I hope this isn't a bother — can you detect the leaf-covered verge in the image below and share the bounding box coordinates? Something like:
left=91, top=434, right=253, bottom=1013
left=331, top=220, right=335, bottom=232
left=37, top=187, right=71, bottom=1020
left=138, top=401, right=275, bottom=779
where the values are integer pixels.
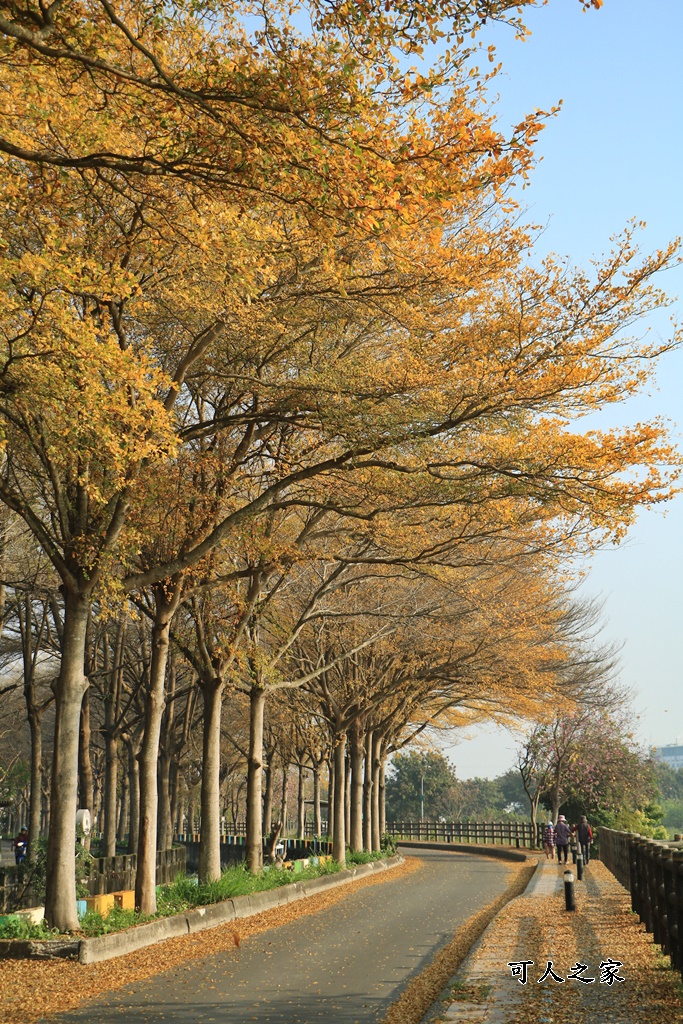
left=0, top=854, right=378, bottom=939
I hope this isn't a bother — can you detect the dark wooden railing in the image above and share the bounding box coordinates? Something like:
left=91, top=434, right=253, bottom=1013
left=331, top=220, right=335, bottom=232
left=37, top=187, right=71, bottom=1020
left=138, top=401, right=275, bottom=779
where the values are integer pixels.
left=386, top=820, right=544, bottom=848
left=175, top=834, right=333, bottom=863
left=177, top=821, right=330, bottom=840
left=82, top=847, right=187, bottom=895
left=0, top=847, right=187, bottom=911
left=599, top=827, right=683, bottom=980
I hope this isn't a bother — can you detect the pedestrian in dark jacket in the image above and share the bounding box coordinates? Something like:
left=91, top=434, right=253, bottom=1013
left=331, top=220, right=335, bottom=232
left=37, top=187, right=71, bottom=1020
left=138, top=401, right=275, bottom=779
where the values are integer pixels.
left=13, top=827, right=28, bottom=865
left=554, top=815, right=571, bottom=864
left=574, top=815, right=593, bottom=864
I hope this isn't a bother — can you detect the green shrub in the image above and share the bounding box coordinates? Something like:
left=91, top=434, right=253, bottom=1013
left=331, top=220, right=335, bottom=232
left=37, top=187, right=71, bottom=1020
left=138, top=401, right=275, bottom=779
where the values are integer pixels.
left=345, top=849, right=388, bottom=864
left=0, top=915, right=55, bottom=940
left=156, top=857, right=343, bottom=917
left=380, top=833, right=398, bottom=856
left=78, top=905, right=146, bottom=937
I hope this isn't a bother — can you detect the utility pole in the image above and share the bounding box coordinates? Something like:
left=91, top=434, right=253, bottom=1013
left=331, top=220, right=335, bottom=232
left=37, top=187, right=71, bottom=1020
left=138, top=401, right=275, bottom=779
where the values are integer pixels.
left=420, top=774, right=424, bottom=821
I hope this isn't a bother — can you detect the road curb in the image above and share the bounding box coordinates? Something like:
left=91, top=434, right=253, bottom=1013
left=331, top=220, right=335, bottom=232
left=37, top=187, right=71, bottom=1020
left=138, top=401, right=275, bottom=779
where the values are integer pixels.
left=79, top=913, right=190, bottom=965
left=397, top=839, right=530, bottom=863
left=0, top=855, right=403, bottom=964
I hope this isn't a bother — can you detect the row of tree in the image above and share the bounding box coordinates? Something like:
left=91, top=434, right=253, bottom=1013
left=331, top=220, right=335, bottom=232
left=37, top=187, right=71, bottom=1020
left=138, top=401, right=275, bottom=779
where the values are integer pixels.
left=0, top=0, right=679, bottom=931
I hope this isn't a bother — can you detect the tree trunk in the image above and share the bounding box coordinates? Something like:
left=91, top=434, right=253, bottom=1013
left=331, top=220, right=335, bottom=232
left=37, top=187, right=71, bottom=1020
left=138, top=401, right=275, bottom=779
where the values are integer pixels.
left=92, top=772, right=102, bottom=835
left=175, top=773, right=186, bottom=836
left=27, top=711, right=43, bottom=859
left=262, top=762, right=273, bottom=837
left=332, top=733, right=346, bottom=865
left=371, top=733, right=381, bottom=851
left=349, top=722, right=364, bottom=852
left=327, top=758, right=334, bottom=840
left=551, top=786, right=561, bottom=824
left=169, top=760, right=179, bottom=838
left=117, top=765, right=129, bottom=844
left=157, top=664, right=176, bottom=852
left=135, top=582, right=181, bottom=915
left=44, top=592, right=90, bottom=931
left=78, top=687, right=93, bottom=850
left=246, top=686, right=266, bottom=874
left=280, top=765, right=288, bottom=826
left=313, top=763, right=322, bottom=837
left=379, top=754, right=387, bottom=837
left=125, top=735, right=140, bottom=854
left=297, top=763, right=306, bottom=838
left=362, top=729, right=373, bottom=853
left=102, top=727, right=119, bottom=858
left=199, top=679, right=224, bottom=883
left=41, top=785, right=50, bottom=836
left=157, top=747, right=172, bottom=851
left=344, top=751, right=351, bottom=843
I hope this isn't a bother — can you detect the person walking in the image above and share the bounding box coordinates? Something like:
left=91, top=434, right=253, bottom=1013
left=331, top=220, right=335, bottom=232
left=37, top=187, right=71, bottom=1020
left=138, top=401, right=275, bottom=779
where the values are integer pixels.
left=542, top=820, right=555, bottom=860
left=554, top=815, right=571, bottom=864
left=575, top=815, right=593, bottom=864
left=13, top=827, right=29, bottom=865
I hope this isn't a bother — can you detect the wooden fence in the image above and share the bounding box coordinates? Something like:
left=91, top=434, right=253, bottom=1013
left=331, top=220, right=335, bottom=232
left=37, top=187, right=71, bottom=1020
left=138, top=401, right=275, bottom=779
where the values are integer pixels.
left=0, top=867, right=37, bottom=913
left=175, top=834, right=333, bottom=871
left=0, top=847, right=186, bottom=912
left=386, top=820, right=544, bottom=848
left=599, top=827, right=683, bottom=979
left=178, top=821, right=330, bottom=840
left=82, top=847, right=186, bottom=896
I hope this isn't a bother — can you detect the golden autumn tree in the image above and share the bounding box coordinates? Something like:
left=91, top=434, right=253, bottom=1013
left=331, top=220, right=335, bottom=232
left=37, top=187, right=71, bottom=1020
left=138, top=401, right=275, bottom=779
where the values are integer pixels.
left=290, top=543, right=612, bottom=858
left=0, top=1, right=678, bottom=931
left=0, top=0, right=596, bottom=210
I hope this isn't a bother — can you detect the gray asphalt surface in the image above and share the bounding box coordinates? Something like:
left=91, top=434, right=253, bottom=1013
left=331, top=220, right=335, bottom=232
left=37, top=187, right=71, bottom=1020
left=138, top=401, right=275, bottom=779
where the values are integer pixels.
left=52, top=848, right=511, bottom=1024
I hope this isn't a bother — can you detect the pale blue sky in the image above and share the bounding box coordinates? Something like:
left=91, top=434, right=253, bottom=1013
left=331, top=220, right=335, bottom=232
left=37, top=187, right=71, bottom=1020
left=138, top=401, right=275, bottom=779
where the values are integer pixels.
left=445, top=0, right=683, bottom=777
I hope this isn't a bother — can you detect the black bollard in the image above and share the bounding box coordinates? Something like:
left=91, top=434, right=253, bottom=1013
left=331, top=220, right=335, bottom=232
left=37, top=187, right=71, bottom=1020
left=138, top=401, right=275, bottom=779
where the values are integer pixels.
left=564, top=869, right=575, bottom=911
left=576, top=852, right=584, bottom=881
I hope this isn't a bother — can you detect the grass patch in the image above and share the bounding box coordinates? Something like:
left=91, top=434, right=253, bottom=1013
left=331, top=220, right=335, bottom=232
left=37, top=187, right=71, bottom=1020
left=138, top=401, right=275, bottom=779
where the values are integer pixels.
left=78, top=905, right=154, bottom=937
left=2, top=850, right=393, bottom=939
left=0, top=916, right=57, bottom=940
left=77, top=857, right=344, bottom=936
left=156, top=858, right=340, bottom=917
left=345, top=850, right=389, bottom=865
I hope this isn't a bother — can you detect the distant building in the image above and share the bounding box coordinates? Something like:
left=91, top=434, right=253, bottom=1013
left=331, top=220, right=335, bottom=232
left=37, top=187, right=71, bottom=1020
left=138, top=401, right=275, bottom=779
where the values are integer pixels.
left=653, top=744, right=683, bottom=770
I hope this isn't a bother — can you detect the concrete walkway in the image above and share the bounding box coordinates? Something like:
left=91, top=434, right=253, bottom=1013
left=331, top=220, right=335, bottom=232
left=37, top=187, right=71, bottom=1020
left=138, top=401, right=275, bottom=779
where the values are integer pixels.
left=422, top=858, right=683, bottom=1024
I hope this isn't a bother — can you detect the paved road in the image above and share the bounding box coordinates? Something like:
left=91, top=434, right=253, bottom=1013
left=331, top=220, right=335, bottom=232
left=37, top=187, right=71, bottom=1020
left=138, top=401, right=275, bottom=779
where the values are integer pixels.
left=53, top=849, right=511, bottom=1024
